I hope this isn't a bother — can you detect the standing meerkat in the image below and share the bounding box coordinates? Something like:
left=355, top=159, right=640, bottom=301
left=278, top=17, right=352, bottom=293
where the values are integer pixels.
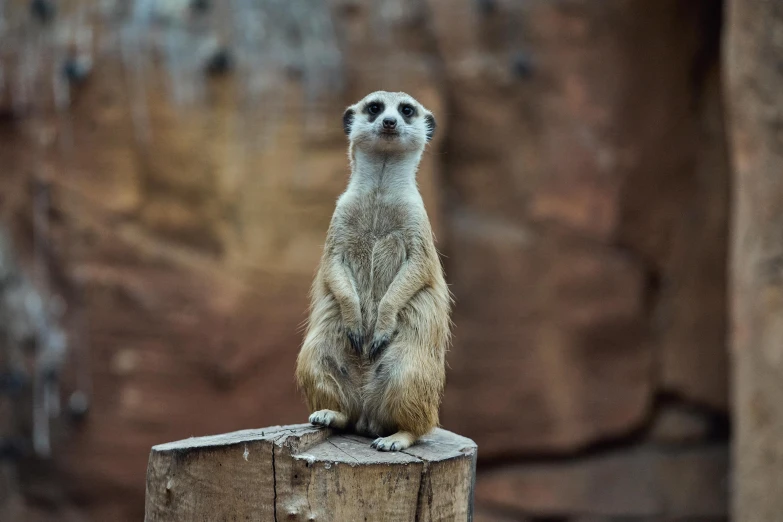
left=295, top=91, right=451, bottom=452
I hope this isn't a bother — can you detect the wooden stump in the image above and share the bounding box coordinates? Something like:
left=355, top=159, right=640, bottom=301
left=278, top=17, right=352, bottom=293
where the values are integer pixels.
left=144, top=424, right=477, bottom=521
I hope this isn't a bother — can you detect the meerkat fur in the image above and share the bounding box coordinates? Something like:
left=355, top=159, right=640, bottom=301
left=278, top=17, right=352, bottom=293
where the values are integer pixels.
left=295, top=91, right=452, bottom=452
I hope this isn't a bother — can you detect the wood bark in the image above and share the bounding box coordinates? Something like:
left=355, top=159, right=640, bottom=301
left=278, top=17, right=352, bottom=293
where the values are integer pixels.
left=144, top=424, right=477, bottom=522
left=726, top=0, right=783, bottom=520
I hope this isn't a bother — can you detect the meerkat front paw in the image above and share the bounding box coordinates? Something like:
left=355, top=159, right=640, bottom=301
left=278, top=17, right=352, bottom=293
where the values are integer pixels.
left=368, top=333, right=391, bottom=361
left=371, top=431, right=416, bottom=452
left=346, top=328, right=365, bottom=355
left=370, top=314, right=397, bottom=360
left=309, top=409, right=348, bottom=430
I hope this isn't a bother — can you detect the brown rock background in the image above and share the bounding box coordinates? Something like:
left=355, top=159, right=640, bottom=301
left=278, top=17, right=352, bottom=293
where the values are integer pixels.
left=726, top=0, right=783, bottom=520
left=0, top=0, right=735, bottom=520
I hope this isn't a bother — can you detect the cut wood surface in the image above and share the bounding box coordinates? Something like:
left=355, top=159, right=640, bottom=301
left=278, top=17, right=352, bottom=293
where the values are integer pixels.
left=144, top=424, right=477, bottom=522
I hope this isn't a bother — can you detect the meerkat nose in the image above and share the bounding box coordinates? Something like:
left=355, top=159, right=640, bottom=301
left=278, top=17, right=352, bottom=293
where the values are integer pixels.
left=382, top=117, right=397, bottom=129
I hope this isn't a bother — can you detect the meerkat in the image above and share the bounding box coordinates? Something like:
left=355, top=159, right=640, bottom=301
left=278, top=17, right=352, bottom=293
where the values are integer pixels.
left=295, top=91, right=451, bottom=452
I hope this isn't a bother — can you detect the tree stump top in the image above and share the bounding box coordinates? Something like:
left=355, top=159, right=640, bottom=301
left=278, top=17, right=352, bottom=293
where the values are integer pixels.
left=145, top=424, right=477, bottom=521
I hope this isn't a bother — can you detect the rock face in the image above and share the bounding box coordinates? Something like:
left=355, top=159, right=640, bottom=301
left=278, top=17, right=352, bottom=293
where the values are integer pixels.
left=726, top=0, right=783, bottom=520
left=0, top=0, right=730, bottom=520
left=432, top=0, right=729, bottom=455
left=476, top=445, right=728, bottom=519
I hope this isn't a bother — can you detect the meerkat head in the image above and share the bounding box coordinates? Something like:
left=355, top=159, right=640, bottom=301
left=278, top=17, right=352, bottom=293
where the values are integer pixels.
left=342, top=91, right=436, bottom=155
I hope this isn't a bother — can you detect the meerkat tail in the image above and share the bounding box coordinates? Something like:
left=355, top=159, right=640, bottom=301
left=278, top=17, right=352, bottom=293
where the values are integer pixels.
left=370, top=431, right=417, bottom=452
left=309, top=409, right=349, bottom=430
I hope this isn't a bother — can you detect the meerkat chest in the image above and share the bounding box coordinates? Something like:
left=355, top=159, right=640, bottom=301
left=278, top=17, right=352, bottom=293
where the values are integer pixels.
left=335, top=197, right=414, bottom=258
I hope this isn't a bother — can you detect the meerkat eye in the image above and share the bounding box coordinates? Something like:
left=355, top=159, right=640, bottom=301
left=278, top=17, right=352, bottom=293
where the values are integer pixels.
left=367, top=103, right=381, bottom=115
left=400, top=104, right=415, bottom=117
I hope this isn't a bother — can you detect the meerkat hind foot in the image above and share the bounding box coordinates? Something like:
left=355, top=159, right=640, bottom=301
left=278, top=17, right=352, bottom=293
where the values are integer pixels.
left=371, top=431, right=416, bottom=452
left=309, top=409, right=348, bottom=430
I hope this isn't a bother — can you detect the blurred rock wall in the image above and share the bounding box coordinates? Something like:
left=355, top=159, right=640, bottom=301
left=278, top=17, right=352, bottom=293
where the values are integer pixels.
left=0, top=0, right=729, bottom=520
left=725, top=0, right=783, bottom=520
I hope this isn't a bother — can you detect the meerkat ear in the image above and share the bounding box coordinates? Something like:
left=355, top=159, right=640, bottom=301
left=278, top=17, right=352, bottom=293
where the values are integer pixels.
left=424, top=113, right=436, bottom=142
left=343, top=108, right=355, bottom=136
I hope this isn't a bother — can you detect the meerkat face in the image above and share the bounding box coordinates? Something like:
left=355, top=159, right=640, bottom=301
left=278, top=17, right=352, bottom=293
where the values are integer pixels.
left=342, top=91, right=436, bottom=154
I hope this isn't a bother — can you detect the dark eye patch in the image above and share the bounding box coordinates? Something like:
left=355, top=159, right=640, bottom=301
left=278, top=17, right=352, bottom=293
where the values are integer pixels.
left=363, top=101, right=384, bottom=122
left=398, top=103, right=417, bottom=121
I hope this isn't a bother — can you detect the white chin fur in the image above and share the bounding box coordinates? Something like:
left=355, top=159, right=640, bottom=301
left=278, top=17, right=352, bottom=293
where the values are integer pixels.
left=353, top=132, right=421, bottom=153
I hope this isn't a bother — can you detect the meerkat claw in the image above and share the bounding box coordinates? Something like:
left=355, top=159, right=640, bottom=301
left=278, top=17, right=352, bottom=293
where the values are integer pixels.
left=346, top=329, right=365, bottom=355
left=368, top=334, right=390, bottom=361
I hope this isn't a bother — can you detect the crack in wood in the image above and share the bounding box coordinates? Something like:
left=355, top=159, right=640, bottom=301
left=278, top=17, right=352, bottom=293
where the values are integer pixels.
left=409, top=458, right=431, bottom=522
left=272, top=442, right=278, bottom=522
left=326, top=438, right=361, bottom=464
